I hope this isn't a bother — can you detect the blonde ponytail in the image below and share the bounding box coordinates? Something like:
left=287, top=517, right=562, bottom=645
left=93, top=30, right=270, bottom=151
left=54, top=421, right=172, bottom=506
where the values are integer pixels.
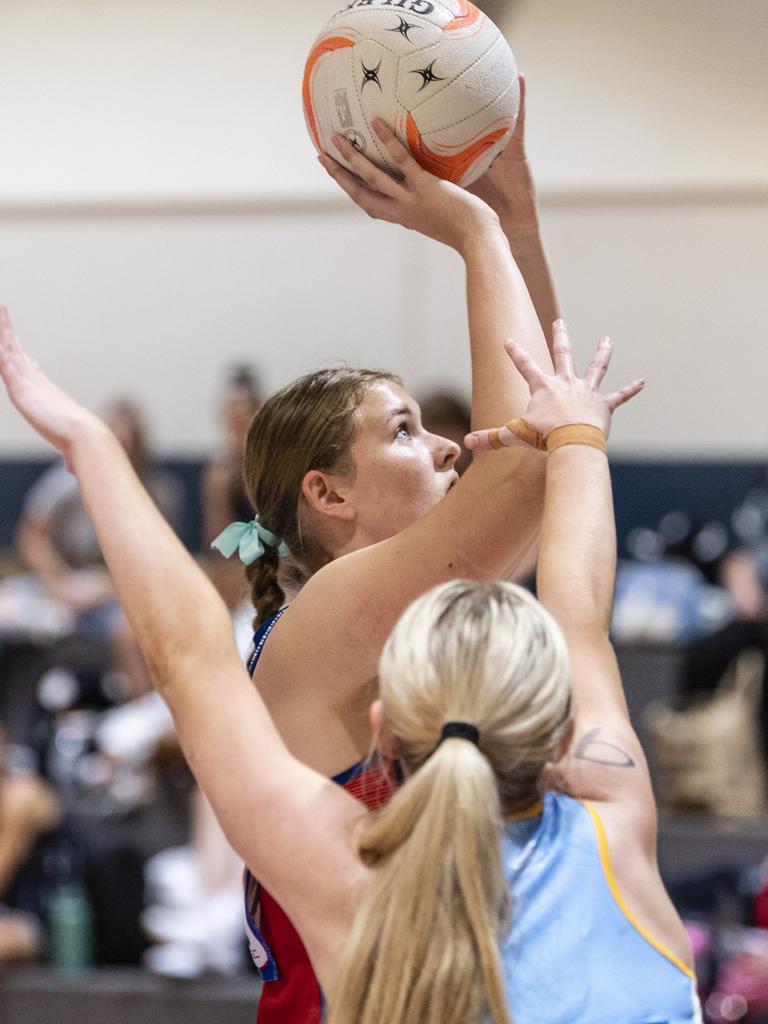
left=329, top=738, right=510, bottom=1024
left=328, top=579, right=573, bottom=1024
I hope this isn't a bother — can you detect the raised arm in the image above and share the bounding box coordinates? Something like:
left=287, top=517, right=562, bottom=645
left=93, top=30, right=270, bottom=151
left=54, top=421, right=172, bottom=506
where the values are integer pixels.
left=321, top=118, right=552, bottom=434
left=466, top=331, right=696, bottom=973
left=466, top=325, right=653, bottom=808
left=260, top=125, right=554, bottom=700
left=0, top=309, right=362, bottom=986
left=468, top=75, right=561, bottom=350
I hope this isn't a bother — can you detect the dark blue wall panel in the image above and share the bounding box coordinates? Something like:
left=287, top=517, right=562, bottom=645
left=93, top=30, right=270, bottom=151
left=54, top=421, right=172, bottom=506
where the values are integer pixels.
left=2, top=458, right=765, bottom=559
left=0, top=459, right=205, bottom=554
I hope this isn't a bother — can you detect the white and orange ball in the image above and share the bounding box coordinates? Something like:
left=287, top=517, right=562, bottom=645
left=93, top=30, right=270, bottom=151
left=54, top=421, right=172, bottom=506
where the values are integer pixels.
left=303, top=0, right=519, bottom=188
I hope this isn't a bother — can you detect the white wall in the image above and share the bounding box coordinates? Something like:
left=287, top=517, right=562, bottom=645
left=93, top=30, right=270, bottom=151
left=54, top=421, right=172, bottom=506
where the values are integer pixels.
left=0, top=0, right=766, bottom=456
left=0, top=0, right=336, bottom=203
left=2, top=0, right=765, bottom=202
left=512, top=0, right=768, bottom=193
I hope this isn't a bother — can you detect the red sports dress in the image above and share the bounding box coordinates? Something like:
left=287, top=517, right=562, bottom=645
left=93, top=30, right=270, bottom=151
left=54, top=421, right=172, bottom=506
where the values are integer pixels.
left=244, top=609, right=400, bottom=1024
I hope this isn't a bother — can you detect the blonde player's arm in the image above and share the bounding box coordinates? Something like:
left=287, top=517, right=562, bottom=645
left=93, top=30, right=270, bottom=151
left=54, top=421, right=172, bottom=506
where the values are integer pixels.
left=0, top=308, right=363, bottom=989
left=454, top=333, right=694, bottom=973
left=501, top=327, right=656, bottom=818
left=537, top=441, right=656, bottom=814
left=524, top=332, right=695, bottom=973
left=466, top=324, right=652, bottom=811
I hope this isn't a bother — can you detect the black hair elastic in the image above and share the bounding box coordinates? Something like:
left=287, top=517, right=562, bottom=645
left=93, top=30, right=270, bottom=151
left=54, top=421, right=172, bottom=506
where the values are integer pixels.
left=439, top=721, right=480, bottom=747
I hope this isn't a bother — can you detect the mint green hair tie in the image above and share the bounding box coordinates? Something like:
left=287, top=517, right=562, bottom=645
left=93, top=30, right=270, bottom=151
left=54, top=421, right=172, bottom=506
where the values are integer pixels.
left=211, top=517, right=290, bottom=566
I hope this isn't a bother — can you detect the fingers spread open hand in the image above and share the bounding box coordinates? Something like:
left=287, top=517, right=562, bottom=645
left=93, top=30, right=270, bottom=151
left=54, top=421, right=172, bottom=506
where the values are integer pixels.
left=606, top=378, right=645, bottom=412
left=504, top=340, right=550, bottom=392
left=465, top=320, right=645, bottom=455
left=551, top=319, right=576, bottom=378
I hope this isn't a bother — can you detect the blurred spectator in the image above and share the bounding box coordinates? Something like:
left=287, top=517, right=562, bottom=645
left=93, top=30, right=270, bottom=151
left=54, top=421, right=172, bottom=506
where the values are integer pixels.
left=0, top=726, right=61, bottom=962
left=141, top=788, right=245, bottom=978
left=419, top=389, right=472, bottom=476
left=680, top=481, right=768, bottom=760
left=12, top=399, right=183, bottom=698
left=202, top=366, right=262, bottom=610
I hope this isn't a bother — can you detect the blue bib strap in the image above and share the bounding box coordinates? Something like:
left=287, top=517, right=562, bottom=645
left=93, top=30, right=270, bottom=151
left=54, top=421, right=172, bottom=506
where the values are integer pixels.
left=243, top=869, right=280, bottom=982
left=247, top=607, right=289, bottom=677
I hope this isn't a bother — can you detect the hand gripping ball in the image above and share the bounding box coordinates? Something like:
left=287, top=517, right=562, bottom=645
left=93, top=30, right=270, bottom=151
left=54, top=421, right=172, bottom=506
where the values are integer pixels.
left=303, top=0, right=520, bottom=187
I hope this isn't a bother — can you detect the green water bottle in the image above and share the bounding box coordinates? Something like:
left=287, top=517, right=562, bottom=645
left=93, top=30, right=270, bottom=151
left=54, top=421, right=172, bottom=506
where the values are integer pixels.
left=49, top=882, right=94, bottom=975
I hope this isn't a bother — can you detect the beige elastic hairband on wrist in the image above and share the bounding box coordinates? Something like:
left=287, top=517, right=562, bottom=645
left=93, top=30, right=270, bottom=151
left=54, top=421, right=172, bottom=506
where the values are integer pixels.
left=545, top=424, right=607, bottom=454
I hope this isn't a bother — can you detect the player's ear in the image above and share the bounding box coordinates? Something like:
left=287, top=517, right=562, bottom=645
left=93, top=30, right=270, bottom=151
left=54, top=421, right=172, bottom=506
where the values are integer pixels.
left=301, top=469, right=356, bottom=523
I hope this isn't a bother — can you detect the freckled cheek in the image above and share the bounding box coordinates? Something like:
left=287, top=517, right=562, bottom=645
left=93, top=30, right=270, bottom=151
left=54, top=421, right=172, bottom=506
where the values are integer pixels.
left=364, top=453, right=438, bottom=508
left=402, top=469, right=445, bottom=514
left=384, top=469, right=426, bottom=507
left=360, top=467, right=409, bottom=507
left=400, top=462, right=434, bottom=492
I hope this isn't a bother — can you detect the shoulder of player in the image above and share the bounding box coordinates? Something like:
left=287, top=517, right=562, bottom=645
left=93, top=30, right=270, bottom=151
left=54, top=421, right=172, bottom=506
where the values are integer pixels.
left=279, top=547, right=397, bottom=642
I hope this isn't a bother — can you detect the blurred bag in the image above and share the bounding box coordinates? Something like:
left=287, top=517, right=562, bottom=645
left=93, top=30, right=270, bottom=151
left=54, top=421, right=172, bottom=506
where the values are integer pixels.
left=644, top=648, right=767, bottom=817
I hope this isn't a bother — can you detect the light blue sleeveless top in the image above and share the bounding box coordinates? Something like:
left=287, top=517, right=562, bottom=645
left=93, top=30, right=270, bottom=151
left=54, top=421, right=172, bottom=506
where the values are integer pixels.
left=499, top=791, right=701, bottom=1024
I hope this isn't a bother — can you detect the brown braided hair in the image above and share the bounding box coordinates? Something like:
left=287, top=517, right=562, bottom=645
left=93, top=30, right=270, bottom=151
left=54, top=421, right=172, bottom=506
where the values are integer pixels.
left=242, top=367, right=399, bottom=626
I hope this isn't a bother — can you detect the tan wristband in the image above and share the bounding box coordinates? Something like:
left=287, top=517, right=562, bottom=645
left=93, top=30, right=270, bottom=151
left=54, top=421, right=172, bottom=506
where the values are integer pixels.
left=505, top=418, right=546, bottom=451
left=545, top=424, right=607, bottom=454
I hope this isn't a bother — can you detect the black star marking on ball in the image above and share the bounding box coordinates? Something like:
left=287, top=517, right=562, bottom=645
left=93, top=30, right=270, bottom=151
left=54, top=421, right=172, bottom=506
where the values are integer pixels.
left=361, top=59, right=383, bottom=91
left=388, top=16, right=419, bottom=41
left=411, top=59, right=445, bottom=92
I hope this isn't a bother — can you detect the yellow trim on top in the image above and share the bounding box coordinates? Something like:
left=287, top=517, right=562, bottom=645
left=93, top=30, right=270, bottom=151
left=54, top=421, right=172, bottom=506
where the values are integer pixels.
left=582, top=801, right=696, bottom=981
left=505, top=801, right=543, bottom=822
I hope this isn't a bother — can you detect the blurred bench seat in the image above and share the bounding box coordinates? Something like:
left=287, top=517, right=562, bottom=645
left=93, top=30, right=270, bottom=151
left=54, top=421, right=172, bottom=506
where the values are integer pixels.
left=0, top=966, right=261, bottom=1024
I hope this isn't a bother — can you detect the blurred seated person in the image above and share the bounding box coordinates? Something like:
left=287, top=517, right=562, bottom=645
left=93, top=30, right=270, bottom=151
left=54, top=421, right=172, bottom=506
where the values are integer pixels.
left=0, top=727, right=61, bottom=962
left=15, top=399, right=182, bottom=698
left=681, top=489, right=768, bottom=761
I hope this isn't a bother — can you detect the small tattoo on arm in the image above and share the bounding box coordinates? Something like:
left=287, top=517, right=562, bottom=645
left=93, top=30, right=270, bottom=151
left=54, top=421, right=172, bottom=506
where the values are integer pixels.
left=574, top=727, right=635, bottom=768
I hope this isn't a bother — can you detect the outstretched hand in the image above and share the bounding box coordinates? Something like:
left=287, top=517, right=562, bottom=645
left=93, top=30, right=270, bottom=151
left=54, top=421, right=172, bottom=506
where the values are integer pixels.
left=465, top=320, right=644, bottom=452
left=0, top=307, right=102, bottom=469
left=318, top=119, right=500, bottom=253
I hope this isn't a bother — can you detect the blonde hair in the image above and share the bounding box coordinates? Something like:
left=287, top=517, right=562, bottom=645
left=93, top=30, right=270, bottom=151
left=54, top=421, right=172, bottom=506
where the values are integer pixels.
left=328, top=580, right=572, bottom=1024
left=242, top=367, right=399, bottom=624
